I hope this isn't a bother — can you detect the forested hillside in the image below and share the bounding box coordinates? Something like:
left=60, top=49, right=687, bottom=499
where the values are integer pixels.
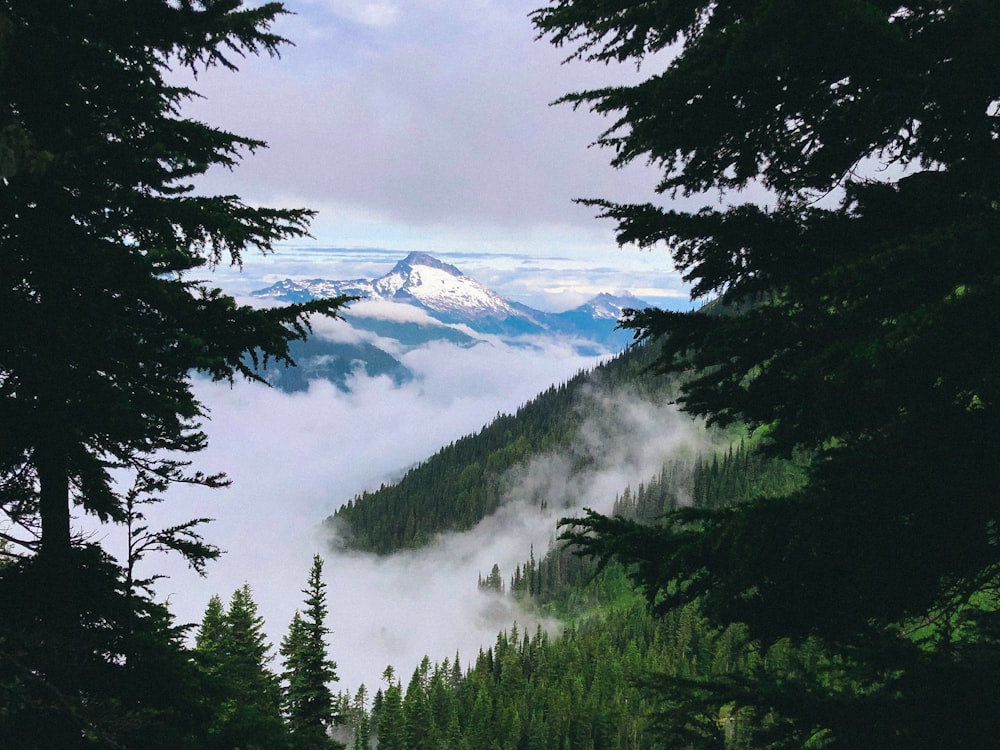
left=531, top=0, right=1000, bottom=745
left=326, top=342, right=676, bottom=553
left=328, top=441, right=811, bottom=750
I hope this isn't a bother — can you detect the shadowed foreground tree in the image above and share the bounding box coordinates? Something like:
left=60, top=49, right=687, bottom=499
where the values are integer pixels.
left=0, top=0, right=351, bottom=577
left=534, top=1, right=1000, bottom=746
left=0, top=1, right=351, bottom=745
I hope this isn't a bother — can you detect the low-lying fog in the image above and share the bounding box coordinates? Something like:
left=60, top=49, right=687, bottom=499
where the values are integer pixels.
left=103, top=334, right=706, bottom=693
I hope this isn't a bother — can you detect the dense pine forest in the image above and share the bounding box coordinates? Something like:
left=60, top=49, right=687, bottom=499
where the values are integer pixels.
left=125, top=344, right=809, bottom=750
left=327, top=342, right=677, bottom=553
left=171, top=413, right=810, bottom=750
left=320, top=439, right=810, bottom=750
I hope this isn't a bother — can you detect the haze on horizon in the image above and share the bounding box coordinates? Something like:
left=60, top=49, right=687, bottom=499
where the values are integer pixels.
left=176, top=0, right=715, bottom=303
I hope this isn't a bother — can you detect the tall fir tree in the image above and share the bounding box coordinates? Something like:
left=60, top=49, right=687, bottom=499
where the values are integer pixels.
left=196, top=583, right=288, bottom=750
left=403, top=660, right=438, bottom=750
left=351, top=684, right=372, bottom=750
left=375, top=670, right=406, bottom=750
left=196, top=593, right=228, bottom=655
left=0, top=0, right=351, bottom=566
left=281, top=554, right=342, bottom=749
left=535, top=0, right=1000, bottom=746
left=0, top=1, right=351, bottom=744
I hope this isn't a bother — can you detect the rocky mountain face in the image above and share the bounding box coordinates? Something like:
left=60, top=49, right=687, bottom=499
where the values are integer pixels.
left=251, top=253, right=647, bottom=391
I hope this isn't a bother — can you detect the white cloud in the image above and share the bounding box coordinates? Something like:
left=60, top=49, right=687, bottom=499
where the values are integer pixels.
left=399, top=337, right=595, bottom=407
left=306, top=312, right=372, bottom=344
left=345, top=298, right=448, bottom=325
left=127, top=339, right=597, bottom=684
left=299, top=301, right=462, bottom=353
left=121, top=333, right=714, bottom=692
left=313, top=0, right=401, bottom=27
left=175, top=0, right=674, bottom=251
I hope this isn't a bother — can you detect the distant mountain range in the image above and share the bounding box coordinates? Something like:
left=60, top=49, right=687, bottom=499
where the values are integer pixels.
left=250, top=252, right=648, bottom=392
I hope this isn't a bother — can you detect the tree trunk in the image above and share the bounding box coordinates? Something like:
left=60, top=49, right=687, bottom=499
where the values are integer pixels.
left=32, top=439, right=81, bottom=748
left=36, top=439, right=71, bottom=563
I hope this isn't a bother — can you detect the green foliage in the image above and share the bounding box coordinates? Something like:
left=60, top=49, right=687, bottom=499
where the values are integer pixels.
left=403, top=658, right=439, bottom=750
left=479, top=562, right=505, bottom=593
left=122, top=469, right=222, bottom=600
left=0, top=545, right=216, bottom=749
left=0, top=3, right=352, bottom=744
left=376, top=681, right=406, bottom=750
left=195, top=583, right=288, bottom=750
left=534, top=0, right=1000, bottom=745
left=281, top=555, right=343, bottom=750
left=342, top=599, right=732, bottom=750
left=0, top=0, right=352, bottom=565
left=328, top=442, right=822, bottom=749
left=328, top=342, right=674, bottom=554
left=349, top=685, right=372, bottom=750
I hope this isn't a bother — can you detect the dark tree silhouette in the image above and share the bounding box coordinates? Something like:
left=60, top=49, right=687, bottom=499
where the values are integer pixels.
left=281, top=554, right=342, bottom=749
left=535, top=1, right=1000, bottom=745
left=0, top=2, right=351, bottom=745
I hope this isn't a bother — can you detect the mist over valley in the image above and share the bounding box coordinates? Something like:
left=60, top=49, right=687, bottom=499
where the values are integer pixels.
left=122, top=250, right=706, bottom=694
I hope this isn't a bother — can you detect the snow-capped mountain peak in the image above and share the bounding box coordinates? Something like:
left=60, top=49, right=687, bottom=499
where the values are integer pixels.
left=247, top=254, right=655, bottom=393
left=389, top=252, right=464, bottom=277
left=254, top=252, right=517, bottom=321
left=370, top=252, right=514, bottom=319
left=251, top=254, right=650, bottom=349
left=578, top=292, right=645, bottom=320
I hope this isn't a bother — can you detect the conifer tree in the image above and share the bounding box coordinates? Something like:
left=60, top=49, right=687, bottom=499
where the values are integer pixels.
left=0, top=0, right=351, bottom=566
left=535, top=0, right=1000, bottom=745
left=281, top=554, right=342, bottom=749
left=0, top=1, right=351, bottom=742
left=403, top=662, right=438, bottom=750
left=351, top=685, right=372, bottom=750
left=376, top=678, right=406, bottom=750
left=196, top=583, right=287, bottom=750
left=196, top=593, right=228, bottom=655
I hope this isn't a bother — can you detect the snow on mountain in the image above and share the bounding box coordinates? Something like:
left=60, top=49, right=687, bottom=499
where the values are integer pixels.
left=575, top=292, right=646, bottom=320
left=251, top=253, right=646, bottom=391
left=253, top=253, right=645, bottom=351
left=254, top=252, right=523, bottom=325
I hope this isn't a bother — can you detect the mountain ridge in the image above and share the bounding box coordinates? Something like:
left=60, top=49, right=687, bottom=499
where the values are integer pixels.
left=252, top=252, right=647, bottom=344
left=324, top=341, right=677, bottom=553
left=251, top=253, right=648, bottom=393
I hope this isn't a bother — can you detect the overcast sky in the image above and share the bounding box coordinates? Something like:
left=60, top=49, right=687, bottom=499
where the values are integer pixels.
left=181, top=0, right=701, bottom=309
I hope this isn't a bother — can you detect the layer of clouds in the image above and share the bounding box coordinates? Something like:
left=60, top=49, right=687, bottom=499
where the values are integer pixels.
left=173, top=0, right=701, bottom=258
left=212, top=246, right=695, bottom=313
left=343, top=298, right=448, bottom=324
left=113, top=338, right=596, bottom=688
left=99, top=333, right=713, bottom=693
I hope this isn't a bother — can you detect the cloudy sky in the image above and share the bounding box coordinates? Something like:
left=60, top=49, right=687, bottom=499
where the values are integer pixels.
left=181, top=0, right=700, bottom=309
